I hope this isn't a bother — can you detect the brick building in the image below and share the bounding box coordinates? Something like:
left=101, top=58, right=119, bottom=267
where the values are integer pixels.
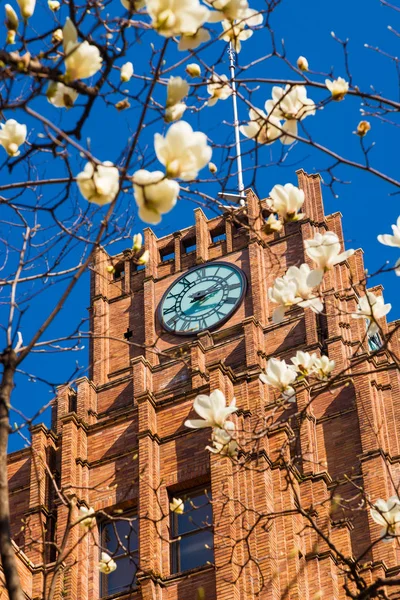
left=6, top=170, right=400, bottom=600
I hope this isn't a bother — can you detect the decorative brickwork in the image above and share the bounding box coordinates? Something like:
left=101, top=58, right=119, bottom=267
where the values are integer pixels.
left=5, top=171, right=400, bottom=600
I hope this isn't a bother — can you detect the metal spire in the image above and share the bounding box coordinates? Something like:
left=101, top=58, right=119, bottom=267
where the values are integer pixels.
left=218, top=42, right=246, bottom=208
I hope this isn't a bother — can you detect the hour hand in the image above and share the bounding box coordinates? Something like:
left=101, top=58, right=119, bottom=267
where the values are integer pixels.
left=189, top=286, right=219, bottom=302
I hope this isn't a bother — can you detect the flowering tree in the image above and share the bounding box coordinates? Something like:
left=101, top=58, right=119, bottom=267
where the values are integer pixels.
left=1, top=0, right=400, bottom=598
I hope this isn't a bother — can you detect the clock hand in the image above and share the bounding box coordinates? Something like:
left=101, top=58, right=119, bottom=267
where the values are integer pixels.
left=190, top=285, right=220, bottom=302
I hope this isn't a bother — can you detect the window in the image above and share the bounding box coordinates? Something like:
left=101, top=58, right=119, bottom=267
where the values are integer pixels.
left=113, top=262, right=125, bottom=280
left=211, top=231, right=226, bottom=244
left=170, top=488, right=214, bottom=573
left=183, top=241, right=196, bottom=254
left=161, top=250, right=175, bottom=262
left=100, top=516, right=138, bottom=597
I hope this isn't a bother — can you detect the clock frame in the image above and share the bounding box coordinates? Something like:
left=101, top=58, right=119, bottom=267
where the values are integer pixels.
left=158, top=261, right=247, bottom=336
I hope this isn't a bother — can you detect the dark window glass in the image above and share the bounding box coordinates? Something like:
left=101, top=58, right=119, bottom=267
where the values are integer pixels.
left=170, top=489, right=213, bottom=574
left=184, top=242, right=196, bottom=254
left=211, top=232, right=226, bottom=244
left=161, top=251, right=175, bottom=262
left=113, top=262, right=125, bottom=280
left=366, top=319, right=383, bottom=351
left=100, top=516, right=138, bottom=597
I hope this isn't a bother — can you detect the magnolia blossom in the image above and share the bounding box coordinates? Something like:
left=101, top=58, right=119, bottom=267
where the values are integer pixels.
left=264, top=214, right=283, bottom=234
left=120, top=0, right=146, bottom=10
left=17, top=0, right=36, bottom=18
left=325, top=77, right=349, bottom=101
left=48, top=0, right=60, bottom=10
left=98, top=552, right=117, bottom=574
left=167, top=76, right=189, bottom=107
left=267, top=183, right=305, bottom=222
left=304, top=231, right=354, bottom=271
left=63, top=18, right=102, bottom=81
left=76, top=162, right=119, bottom=206
left=356, top=120, right=371, bottom=137
left=221, top=19, right=253, bottom=53
left=186, top=63, right=201, bottom=77
left=207, top=74, right=232, bottom=106
left=137, top=250, right=150, bottom=265
left=121, top=61, right=134, bottom=82
left=165, top=103, right=187, bottom=123
left=377, top=217, right=400, bottom=248
left=268, top=264, right=323, bottom=323
left=260, top=358, right=297, bottom=402
left=290, top=351, right=317, bottom=377
left=208, top=162, right=217, bottom=173
left=146, top=0, right=209, bottom=37
left=0, top=119, right=27, bottom=157
left=154, top=121, right=212, bottom=181
left=170, top=497, right=184, bottom=514
left=313, top=355, right=335, bottom=381
left=132, top=233, right=143, bottom=252
left=395, top=258, right=400, bottom=276
left=297, top=56, right=308, bottom=71
left=47, top=81, right=78, bottom=108
left=352, top=292, right=391, bottom=336
left=132, top=169, right=179, bottom=224
left=184, top=389, right=236, bottom=429
left=207, top=0, right=262, bottom=25
left=178, top=28, right=210, bottom=51
left=52, top=28, right=63, bottom=43
left=206, top=422, right=238, bottom=458
left=265, top=85, right=316, bottom=144
left=240, top=108, right=281, bottom=145
left=370, top=497, right=400, bottom=541
left=79, top=506, right=95, bottom=528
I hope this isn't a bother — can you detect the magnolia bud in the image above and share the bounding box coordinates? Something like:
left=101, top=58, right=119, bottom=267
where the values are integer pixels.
left=48, top=0, right=60, bottom=10
left=132, top=233, right=143, bottom=252
left=6, top=29, right=16, bottom=44
left=356, top=120, right=371, bottom=137
left=208, top=162, right=217, bottom=174
left=106, top=265, right=115, bottom=273
left=297, top=56, right=308, bottom=71
left=185, top=63, right=201, bottom=78
left=5, top=4, right=19, bottom=30
left=52, top=28, right=63, bottom=43
left=137, top=249, right=149, bottom=265
left=115, top=99, right=131, bottom=111
left=17, top=0, right=36, bottom=19
left=120, top=61, right=133, bottom=82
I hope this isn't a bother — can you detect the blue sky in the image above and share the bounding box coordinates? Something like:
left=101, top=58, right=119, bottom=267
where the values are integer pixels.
left=2, top=0, right=399, bottom=451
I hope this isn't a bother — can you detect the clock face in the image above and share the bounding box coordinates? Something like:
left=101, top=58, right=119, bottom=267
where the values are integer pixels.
left=159, top=262, right=247, bottom=335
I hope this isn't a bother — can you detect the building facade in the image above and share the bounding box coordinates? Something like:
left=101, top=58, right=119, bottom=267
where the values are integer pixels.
left=6, top=170, right=400, bottom=600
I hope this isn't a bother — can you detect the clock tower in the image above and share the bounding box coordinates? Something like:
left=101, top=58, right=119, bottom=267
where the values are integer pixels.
left=6, top=170, right=399, bottom=600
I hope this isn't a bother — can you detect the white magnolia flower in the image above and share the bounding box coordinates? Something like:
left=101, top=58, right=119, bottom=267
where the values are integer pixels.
left=170, top=497, right=184, bottom=514
left=137, top=249, right=150, bottom=265
left=52, top=28, right=63, bottom=43
left=304, top=231, right=354, bottom=271
left=265, top=85, right=316, bottom=144
left=5, top=4, right=19, bottom=31
left=147, top=0, right=209, bottom=37
left=132, top=170, right=179, bottom=225
left=267, top=183, right=305, bottom=222
left=132, top=233, right=143, bottom=252
left=207, top=0, right=262, bottom=25
left=285, top=264, right=324, bottom=311
left=290, top=351, right=317, bottom=378
left=206, top=422, right=238, bottom=458
left=48, top=0, right=60, bottom=10
left=264, top=214, right=283, bottom=234
left=268, top=264, right=323, bottom=323
left=260, top=357, right=297, bottom=402
left=297, top=56, right=308, bottom=71
left=79, top=506, right=95, bottom=528
left=63, top=19, right=102, bottom=81
left=120, top=61, right=134, bottom=82
left=178, top=27, right=210, bottom=51
left=207, top=73, right=232, bottom=106
left=76, top=161, right=119, bottom=206
left=47, top=81, right=78, bottom=108
left=167, top=76, right=189, bottom=107
left=98, top=552, right=117, bottom=574
left=0, top=119, right=27, bottom=157
left=352, top=292, right=391, bottom=336
left=378, top=217, right=400, bottom=248
left=356, top=121, right=371, bottom=137
left=186, top=63, right=201, bottom=77
left=154, top=121, right=212, bottom=180
left=395, top=258, right=400, bottom=277
left=184, top=389, right=236, bottom=429
left=240, top=108, right=281, bottom=145
left=165, top=103, right=187, bottom=123
left=313, top=355, right=335, bottom=381
left=17, top=0, right=36, bottom=19
left=370, top=496, right=400, bottom=540
left=325, top=77, right=349, bottom=101
left=221, top=19, right=253, bottom=53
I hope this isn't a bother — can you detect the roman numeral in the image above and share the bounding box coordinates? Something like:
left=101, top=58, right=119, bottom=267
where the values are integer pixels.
left=198, top=317, right=208, bottom=330
left=163, top=305, right=176, bottom=314
left=167, top=316, right=179, bottom=328
left=194, top=268, right=206, bottom=280
left=181, top=319, right=192, bottom=331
